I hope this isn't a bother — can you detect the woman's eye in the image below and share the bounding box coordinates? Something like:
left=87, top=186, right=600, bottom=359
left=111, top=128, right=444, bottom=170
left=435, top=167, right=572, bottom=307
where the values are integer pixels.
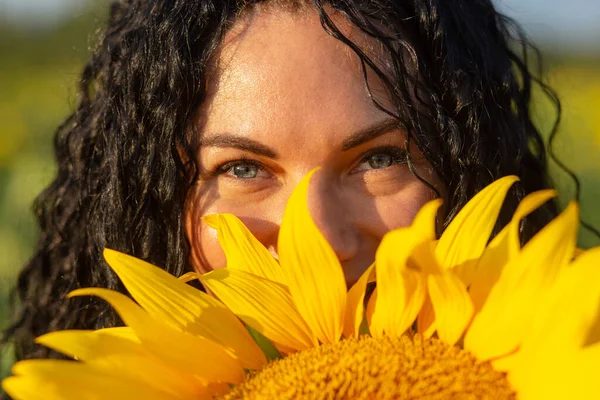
left=356, top=148, right=407, bottom=171
left=214, top=161, right=264, bottom=179
left=366, top=153, right=394, bottom=169
left=227, top=163, right=260, bottom=179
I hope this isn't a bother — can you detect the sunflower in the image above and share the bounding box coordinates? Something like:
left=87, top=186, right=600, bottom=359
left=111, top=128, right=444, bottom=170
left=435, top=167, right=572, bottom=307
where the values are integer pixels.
left=3, top=170, right=600, bottom=399
left=1, top=251, right=268, bottom=399
left=199, top=170, right=600, bottom=398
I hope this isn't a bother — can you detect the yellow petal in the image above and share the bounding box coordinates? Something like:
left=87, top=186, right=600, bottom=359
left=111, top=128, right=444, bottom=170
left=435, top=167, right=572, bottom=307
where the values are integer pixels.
left=411, top=234, right=473, bottom=344
left=3, top=359, right=200, bottom=400
left=573, top=247, right=586, bottom=259
left=365, top=287, right=377, bottom=328
left=278, top=168, right=346, bottom=344
left=201, top=269, right=317, bottom=352
left=427, top=271, right=473, bottom=345
left=370, top=240, right=426, bottom=338
left=34, top=329, right=208, bottom=398
left=410, top=240, right=442, bottom=338
left=410, top=239, right=442, bottom=276
left=202, top=214, right=285, bottom=284
left=370, top=199, right=441, bottom=337
left=436, top=175, right=519, bottom=269
left=468, top=189, right=557, bottom=312
left=464, top=202, right=579, bottom=361
left=35, top=329, right=141, bottom=360
left=69, top=288, right=244, bottom=384
left=408, top=198, right=443, bottom=240
left=505, top=343, right=600, bottom=400
left=417, top=295, right=436, bottom=338
left=377, top=268, right=425, bottom=338
left=178, top=272, right=199, bottom=283
left=102, top=249, right=265, bottom=370
left=503, top=189, right=557, bottom=254
left=343, top=263, right=375, bottom=338
left=519, top=247, right=600, bottom=353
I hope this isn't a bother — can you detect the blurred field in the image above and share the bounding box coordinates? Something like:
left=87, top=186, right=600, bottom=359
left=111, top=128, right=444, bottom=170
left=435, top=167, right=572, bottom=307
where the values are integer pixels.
left=534, top=59, right=600, bottom=248
left=0, top=4, right=108, bottom=377
left=0, top=2, right=599, bottom=381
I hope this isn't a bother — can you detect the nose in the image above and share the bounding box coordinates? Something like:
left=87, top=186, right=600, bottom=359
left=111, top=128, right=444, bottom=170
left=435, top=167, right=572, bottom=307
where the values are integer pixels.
left=304, top=172, right=360, bottom=263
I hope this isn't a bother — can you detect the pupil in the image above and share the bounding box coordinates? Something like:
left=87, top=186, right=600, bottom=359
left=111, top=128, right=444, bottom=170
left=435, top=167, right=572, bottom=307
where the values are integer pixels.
left=368, top=154, right=393, bottom=169
left=233, top=164, right=258, bottom=178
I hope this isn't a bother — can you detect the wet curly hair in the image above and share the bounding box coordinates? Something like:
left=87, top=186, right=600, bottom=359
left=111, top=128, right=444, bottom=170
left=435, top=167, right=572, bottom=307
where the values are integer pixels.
left=1, top=0, right=576, bottom=375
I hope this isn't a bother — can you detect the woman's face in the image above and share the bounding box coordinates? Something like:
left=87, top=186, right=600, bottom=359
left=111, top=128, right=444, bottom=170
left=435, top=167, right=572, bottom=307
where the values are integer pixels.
left=186, top=8, right=439, bottom=288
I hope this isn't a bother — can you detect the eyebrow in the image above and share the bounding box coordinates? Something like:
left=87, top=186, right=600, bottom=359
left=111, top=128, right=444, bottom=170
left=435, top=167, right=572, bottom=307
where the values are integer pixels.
left=200, top=118, right=402, bottom=157
left=341, top=118, right=403, bottom=151
left=200, top=134, right=279, bottom=158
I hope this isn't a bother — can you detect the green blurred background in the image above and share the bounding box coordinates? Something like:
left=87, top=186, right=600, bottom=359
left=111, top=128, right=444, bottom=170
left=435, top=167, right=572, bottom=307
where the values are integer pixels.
left=0, top=0, right=599, bottom=379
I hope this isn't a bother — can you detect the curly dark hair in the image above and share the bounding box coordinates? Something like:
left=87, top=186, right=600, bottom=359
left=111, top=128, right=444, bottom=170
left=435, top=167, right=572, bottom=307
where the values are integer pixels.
left=2, top=0, right=579, bottom=379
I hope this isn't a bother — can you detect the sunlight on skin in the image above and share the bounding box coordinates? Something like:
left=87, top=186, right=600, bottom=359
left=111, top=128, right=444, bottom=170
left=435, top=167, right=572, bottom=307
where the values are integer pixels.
left=185, top=6, right=440, bottom=287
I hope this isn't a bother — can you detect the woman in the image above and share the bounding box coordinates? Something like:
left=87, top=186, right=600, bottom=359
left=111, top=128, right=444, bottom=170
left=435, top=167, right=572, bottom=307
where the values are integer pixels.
left=2, top=0, right=561, bottom=369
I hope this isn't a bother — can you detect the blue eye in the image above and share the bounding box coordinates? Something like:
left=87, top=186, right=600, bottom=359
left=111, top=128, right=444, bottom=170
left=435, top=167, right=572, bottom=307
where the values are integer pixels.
left=356, top=147, right=407, bottom=171
left=366, top=153, right=394, bottom=169
left=227, top=163, right=259, bottom=179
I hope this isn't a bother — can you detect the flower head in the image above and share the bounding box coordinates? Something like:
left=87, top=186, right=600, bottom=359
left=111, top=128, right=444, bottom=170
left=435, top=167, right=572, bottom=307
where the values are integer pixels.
left=3, top=170, right=600, bottom=400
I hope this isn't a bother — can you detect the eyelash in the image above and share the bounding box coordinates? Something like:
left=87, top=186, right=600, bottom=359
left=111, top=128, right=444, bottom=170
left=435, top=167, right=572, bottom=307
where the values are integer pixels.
left=209, top=146, right=409, bottom=178
left=211, top=156, right=262, bottom=176
left=357, top=146, right=409, bottom=168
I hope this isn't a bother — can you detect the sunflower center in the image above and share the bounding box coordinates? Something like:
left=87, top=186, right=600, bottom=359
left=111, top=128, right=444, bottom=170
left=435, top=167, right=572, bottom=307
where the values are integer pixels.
left=222, top=335, right=516, bottom=399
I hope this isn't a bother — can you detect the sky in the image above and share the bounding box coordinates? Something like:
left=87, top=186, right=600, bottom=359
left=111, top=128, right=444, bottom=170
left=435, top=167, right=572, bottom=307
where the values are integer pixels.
left=0, top=0, right=92, bottom=27
left=495, top=0, right=600, bottom=52
left=0, top=0, right=599, bottom=52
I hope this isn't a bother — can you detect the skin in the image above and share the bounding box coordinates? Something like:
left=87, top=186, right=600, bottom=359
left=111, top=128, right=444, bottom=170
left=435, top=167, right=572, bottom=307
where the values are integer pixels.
left=185, top=7, right=439, bottom=288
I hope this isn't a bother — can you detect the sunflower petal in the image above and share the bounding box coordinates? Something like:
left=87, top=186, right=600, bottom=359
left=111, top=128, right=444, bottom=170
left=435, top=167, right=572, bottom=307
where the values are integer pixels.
left=427, top=271, right=473, bottom=345
left=436, top=176, right=518, bottom=269
left=370, top=235, right=426, bottom=338
left=417, top=296, right=436, bottom=338
left=35, top=329, right=141, bottom=361
left=503, top=189, right=557, bottom=254
left=370, top=199, right=441, bottom=337
left=34, top=329, right=209, bottom=398
left=464, top=202, right=579, bottom=361
left=344, top=263, right=375, bottom=338
left=578, top=248, right=600, bottom=347
left=519, top=247, right=600, bottom=353
left=102, top=249, right=265, bottom=370
left=574, top=247, right=586, bottom=259
left=505, top=343, right=600, bottom=400
left=178, top=272, right=199, bottom=283
left=3, top=360, right=200, bottom=400
left=365, top=287, right=378, bottom=328
left=202, top=214, right=285, bottom=284
left=409, top=198, right=443, bottom=240
left=278, top=168, right=346, bottom=344
left=411, top=241, right=441, bottom=338
left=201, top=269, right=317, bottom=352
left=69, top=288, right=244, bottom=384
left=376, top=268, right=425, bottom=338
left=468, top=189, right=557, bottom=312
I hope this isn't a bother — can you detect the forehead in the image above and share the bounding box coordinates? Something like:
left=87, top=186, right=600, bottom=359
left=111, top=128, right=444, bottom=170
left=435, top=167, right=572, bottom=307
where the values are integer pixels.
left=196, top=7, right=392, bottom=148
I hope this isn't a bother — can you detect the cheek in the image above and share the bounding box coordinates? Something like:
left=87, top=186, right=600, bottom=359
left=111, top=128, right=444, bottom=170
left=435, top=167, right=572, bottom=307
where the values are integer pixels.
left=186, top=188, right=285, bottom=274
left=187, top=204, right=227, bottom=274
left=369, top=178, right=438, bottom=234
